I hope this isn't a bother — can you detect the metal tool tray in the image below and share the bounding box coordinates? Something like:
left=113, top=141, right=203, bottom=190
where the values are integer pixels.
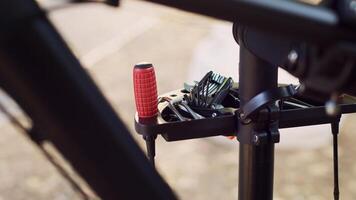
left=135, top=84, right=356, bottom=141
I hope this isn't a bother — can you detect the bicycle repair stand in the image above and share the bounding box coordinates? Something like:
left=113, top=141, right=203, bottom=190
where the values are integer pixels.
left=133, top=33, right=356, bottom=200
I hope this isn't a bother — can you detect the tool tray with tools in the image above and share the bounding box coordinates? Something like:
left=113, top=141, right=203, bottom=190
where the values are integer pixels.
left=135, top=71, right=356, bottom=142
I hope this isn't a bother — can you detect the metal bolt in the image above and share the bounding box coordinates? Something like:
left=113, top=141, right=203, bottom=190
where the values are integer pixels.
left=211, top=113, right=217, bottom=117
left=288, top=49, right=298, bottom=65
left=253, top=135, right=259, bottom=145
left=325, top=93, right=340, bottom=116
left=326, top=100, right=337, bottom=116
left=239, top=112, right=252, bottom=124
left=326, top=100, right=340, bottom=116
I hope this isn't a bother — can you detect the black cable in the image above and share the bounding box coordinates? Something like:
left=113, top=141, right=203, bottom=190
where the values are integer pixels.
left=0, top=101, right=91, bottom=200
left=39, top=145, right=92, bottom=200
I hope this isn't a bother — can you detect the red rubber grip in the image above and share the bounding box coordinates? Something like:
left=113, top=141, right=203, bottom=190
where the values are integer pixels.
left=133, top=63, right=158, bottom=118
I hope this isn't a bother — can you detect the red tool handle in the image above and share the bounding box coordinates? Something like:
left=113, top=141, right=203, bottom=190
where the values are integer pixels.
left=133, top=63, right=158, bottom=118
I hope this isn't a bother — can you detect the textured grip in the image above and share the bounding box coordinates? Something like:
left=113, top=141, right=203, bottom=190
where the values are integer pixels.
left=133, top=63, right=158, bottom=118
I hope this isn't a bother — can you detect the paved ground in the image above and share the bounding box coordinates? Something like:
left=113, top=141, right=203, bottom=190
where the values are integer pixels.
left=0, top=0, right=355, bottom=199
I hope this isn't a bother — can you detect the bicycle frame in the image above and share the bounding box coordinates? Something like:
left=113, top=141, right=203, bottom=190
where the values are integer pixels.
left=1, top=0, right=356, bottom=200
left=0, top=0, right=175, bottom=199
left=144, top=0, right=355, bottom=43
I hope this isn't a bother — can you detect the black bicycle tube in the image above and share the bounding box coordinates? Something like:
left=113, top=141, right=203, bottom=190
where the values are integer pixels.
left=142, top=0, right=356, bottom=44
left=0, top=1, right=176, bottom=199
left=238, top=40, right=278, bottom=200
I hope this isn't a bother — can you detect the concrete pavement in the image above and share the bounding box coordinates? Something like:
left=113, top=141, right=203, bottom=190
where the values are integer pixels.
left=0, top=1, right=355, bottom=199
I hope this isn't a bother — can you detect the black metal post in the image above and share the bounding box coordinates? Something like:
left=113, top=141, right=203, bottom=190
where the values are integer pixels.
left=331, top=121, right=340, bottom=200
left=238, top=43, right=278, bottom=200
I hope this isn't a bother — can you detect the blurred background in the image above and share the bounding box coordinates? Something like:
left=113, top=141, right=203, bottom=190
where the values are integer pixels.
left=0, top=0, right=355, bottom=199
